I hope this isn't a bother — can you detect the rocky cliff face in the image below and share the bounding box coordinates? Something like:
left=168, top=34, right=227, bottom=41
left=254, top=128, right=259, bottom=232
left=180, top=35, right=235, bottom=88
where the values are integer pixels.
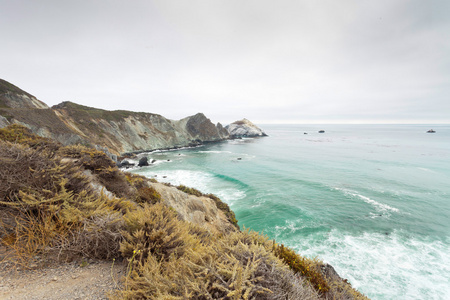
left=226, top=118, right=268, bottom=138
left=0, top=79, right=229, bottom=155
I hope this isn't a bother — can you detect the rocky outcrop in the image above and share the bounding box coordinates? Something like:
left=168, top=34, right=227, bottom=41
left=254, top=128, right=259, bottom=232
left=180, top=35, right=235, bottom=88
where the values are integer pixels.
left=226, top=118, right=267, bottom=138
left=0, top=79, right=229, bottom=155
left=152, top=182, right=237, bottom=234
left=184, top=113, right=228, bottom=142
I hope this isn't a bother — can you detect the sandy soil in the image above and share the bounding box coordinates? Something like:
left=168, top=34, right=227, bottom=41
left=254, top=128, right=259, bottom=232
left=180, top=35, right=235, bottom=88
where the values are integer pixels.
left=0, top=246, right=126, bottom=300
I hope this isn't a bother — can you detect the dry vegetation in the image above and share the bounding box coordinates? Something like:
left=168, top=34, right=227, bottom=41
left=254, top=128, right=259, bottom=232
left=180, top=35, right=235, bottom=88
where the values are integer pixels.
left=0, top=124, right=369, bottom=299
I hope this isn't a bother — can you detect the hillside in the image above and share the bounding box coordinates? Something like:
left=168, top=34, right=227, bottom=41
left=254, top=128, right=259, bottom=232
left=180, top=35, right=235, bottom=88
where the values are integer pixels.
left=0, top=125, right=368, bottom=299
left=0, top=79, right=228, bottom=155
left=0, top=79, right=48, bottom=109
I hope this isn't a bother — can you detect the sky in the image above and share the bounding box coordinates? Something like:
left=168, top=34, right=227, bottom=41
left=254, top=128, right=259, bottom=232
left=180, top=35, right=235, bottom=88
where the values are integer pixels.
left=1, top=0, right=449, bottom=124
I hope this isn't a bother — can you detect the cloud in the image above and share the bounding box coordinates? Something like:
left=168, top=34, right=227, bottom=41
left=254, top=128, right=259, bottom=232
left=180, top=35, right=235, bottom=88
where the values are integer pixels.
left=1, top=0, right=449, bottom=123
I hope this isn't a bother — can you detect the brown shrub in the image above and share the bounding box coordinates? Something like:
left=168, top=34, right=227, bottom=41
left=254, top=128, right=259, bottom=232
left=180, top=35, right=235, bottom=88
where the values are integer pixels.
left=0, top=124, right=61, bottom=156
left=0, top=141, right=92, bottom=204
left=59, top=213, right=125, bottom=260
left=0, top=209, right=74, bottom=267
left=120, top=203, right=193, bottom=264
left=58, top=145, right=133, bottom=198
left=115, top=227, right=321, bottom=300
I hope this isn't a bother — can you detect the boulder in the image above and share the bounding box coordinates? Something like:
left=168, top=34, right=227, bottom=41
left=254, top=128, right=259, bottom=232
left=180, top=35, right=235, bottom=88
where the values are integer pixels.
left=120, top=159, right=135, bottom=168
left=138, top=156, right=149, bottom=167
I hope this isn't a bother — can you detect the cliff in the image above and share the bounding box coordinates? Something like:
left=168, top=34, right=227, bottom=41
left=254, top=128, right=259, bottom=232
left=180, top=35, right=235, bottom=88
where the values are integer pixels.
left=0, top=79, right=229, bottom=155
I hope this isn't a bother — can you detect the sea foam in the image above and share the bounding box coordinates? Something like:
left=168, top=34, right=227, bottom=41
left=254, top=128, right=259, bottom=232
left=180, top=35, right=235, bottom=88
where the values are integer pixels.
left=294, top=230, right=450, bottom=300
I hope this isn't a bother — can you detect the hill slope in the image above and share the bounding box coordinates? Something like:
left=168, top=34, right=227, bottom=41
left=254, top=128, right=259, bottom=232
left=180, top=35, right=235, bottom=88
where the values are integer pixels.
left=0, top=79, right=229, bottom=155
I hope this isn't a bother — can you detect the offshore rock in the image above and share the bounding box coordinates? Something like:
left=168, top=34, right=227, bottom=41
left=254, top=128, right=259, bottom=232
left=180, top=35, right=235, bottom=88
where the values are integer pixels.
left=138, top=156, right=149, bottom=167
left=225, top=118, right=267, bottom=138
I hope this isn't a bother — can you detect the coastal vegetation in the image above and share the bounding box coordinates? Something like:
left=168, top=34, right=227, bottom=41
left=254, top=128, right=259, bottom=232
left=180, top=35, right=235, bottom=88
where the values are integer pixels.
left=0, top=124, right=368, bottom=299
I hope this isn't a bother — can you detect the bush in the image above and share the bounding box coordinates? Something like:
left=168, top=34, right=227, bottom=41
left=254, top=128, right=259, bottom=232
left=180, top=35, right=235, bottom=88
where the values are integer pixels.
left=176, top=185, right=203, bottom=197
left=206, top=193, right=239, bottom=230
left=136, top=186, right=161, bottom=204
left=115, top=227, right=321, bottom=300
left=0, top=141, right=92, bottom=203
left=59, top=145, right=133, bottom=198
left=120, top=203, right=193, bottom=263
left=0, top=124, right=61, bottom=156
left=273, top=243, right=330, bottom=294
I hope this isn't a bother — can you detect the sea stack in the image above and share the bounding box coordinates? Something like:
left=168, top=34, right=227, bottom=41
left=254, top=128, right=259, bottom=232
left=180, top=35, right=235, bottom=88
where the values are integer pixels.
left=225, top=118, right=267, bottom=138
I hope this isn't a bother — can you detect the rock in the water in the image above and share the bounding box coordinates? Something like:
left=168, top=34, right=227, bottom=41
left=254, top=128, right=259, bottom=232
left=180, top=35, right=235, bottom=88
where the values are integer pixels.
left=138, top=156, right=149, bottom=167
left=225, top=119, right=267, bottom=138
left=120, top=159, right=135, bottom=168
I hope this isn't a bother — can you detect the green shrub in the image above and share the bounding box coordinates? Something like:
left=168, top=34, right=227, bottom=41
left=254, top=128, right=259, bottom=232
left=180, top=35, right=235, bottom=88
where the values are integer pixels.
left=206, top=193, right=239, bottom=230
left=273, top=243, right=329, bottom=294
left=176, top=184, right=203, bottom=197
left=136, top=186, right=161, bottom=204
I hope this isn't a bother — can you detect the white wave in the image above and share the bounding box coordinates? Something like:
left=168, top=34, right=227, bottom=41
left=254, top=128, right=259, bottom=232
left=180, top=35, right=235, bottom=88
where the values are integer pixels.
left=149, top=170, right=213, bottom=190
left=417, top=167, right=437, bottom=173
left=293, top=230, right=450, bottom=300
left=215, top=189, right=246, bottom=206
left=197, top=150, right=232, bottom=154
left=135, top=169, right=246, bottom=206
left=335, top=187, right=399, bottom=213
left=356, top=193, right=399, bottom=213
left=285, top=220, right=306, bottom=233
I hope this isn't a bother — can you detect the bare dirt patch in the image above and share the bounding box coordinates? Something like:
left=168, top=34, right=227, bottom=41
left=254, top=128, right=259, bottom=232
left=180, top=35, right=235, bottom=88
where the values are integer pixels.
left=0, top=248, right=125, bottom=300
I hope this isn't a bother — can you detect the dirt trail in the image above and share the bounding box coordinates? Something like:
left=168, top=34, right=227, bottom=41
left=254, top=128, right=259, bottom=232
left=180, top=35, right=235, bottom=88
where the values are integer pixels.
left=0, top=248, right=125, bottom=300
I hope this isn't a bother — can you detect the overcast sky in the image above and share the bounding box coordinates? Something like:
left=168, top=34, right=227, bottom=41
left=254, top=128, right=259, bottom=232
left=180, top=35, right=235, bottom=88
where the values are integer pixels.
left=1, top=0, right=449, bottom=124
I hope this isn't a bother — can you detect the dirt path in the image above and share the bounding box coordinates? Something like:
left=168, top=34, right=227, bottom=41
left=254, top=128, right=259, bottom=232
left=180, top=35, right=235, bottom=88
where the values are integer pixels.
left=0, top=249, right=126, bottom=300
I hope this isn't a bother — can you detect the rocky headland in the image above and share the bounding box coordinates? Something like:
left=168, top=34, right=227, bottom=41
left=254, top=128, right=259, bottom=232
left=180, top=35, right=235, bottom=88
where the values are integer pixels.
left=225, top=118, right=268, bottom=138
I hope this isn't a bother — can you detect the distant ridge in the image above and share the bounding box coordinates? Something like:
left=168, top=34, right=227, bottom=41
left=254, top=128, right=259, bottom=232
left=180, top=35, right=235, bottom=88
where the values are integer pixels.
left=0, top=78, right=228, bottom=154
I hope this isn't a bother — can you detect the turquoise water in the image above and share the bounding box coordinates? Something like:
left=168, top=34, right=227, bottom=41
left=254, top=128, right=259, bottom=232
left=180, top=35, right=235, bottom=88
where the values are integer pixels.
left=131, top=124, right=450, bottom=300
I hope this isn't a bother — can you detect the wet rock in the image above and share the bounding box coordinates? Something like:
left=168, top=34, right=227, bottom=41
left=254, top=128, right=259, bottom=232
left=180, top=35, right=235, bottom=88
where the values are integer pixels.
left=138, top=156, right=149, bottom=167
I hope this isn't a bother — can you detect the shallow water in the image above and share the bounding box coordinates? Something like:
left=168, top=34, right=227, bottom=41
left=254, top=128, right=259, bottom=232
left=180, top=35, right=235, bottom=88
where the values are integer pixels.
left=132, top=124, right=450, bottom=300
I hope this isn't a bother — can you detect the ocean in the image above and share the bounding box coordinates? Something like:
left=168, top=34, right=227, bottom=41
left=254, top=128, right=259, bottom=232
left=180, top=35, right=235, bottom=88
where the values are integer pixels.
left=130, top=124, right=450, bottom=300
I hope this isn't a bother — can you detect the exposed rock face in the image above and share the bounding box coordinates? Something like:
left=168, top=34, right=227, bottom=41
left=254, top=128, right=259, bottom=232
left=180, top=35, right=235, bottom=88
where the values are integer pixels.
left=51, top=102, right=229, bottom=154
left=184, top=113, right=228, bottom=142
left=152, top=182, right=237, bottom=234
left=226, top=118, right=267, bottom=138
left=0, top=79, right=230, bottom=155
